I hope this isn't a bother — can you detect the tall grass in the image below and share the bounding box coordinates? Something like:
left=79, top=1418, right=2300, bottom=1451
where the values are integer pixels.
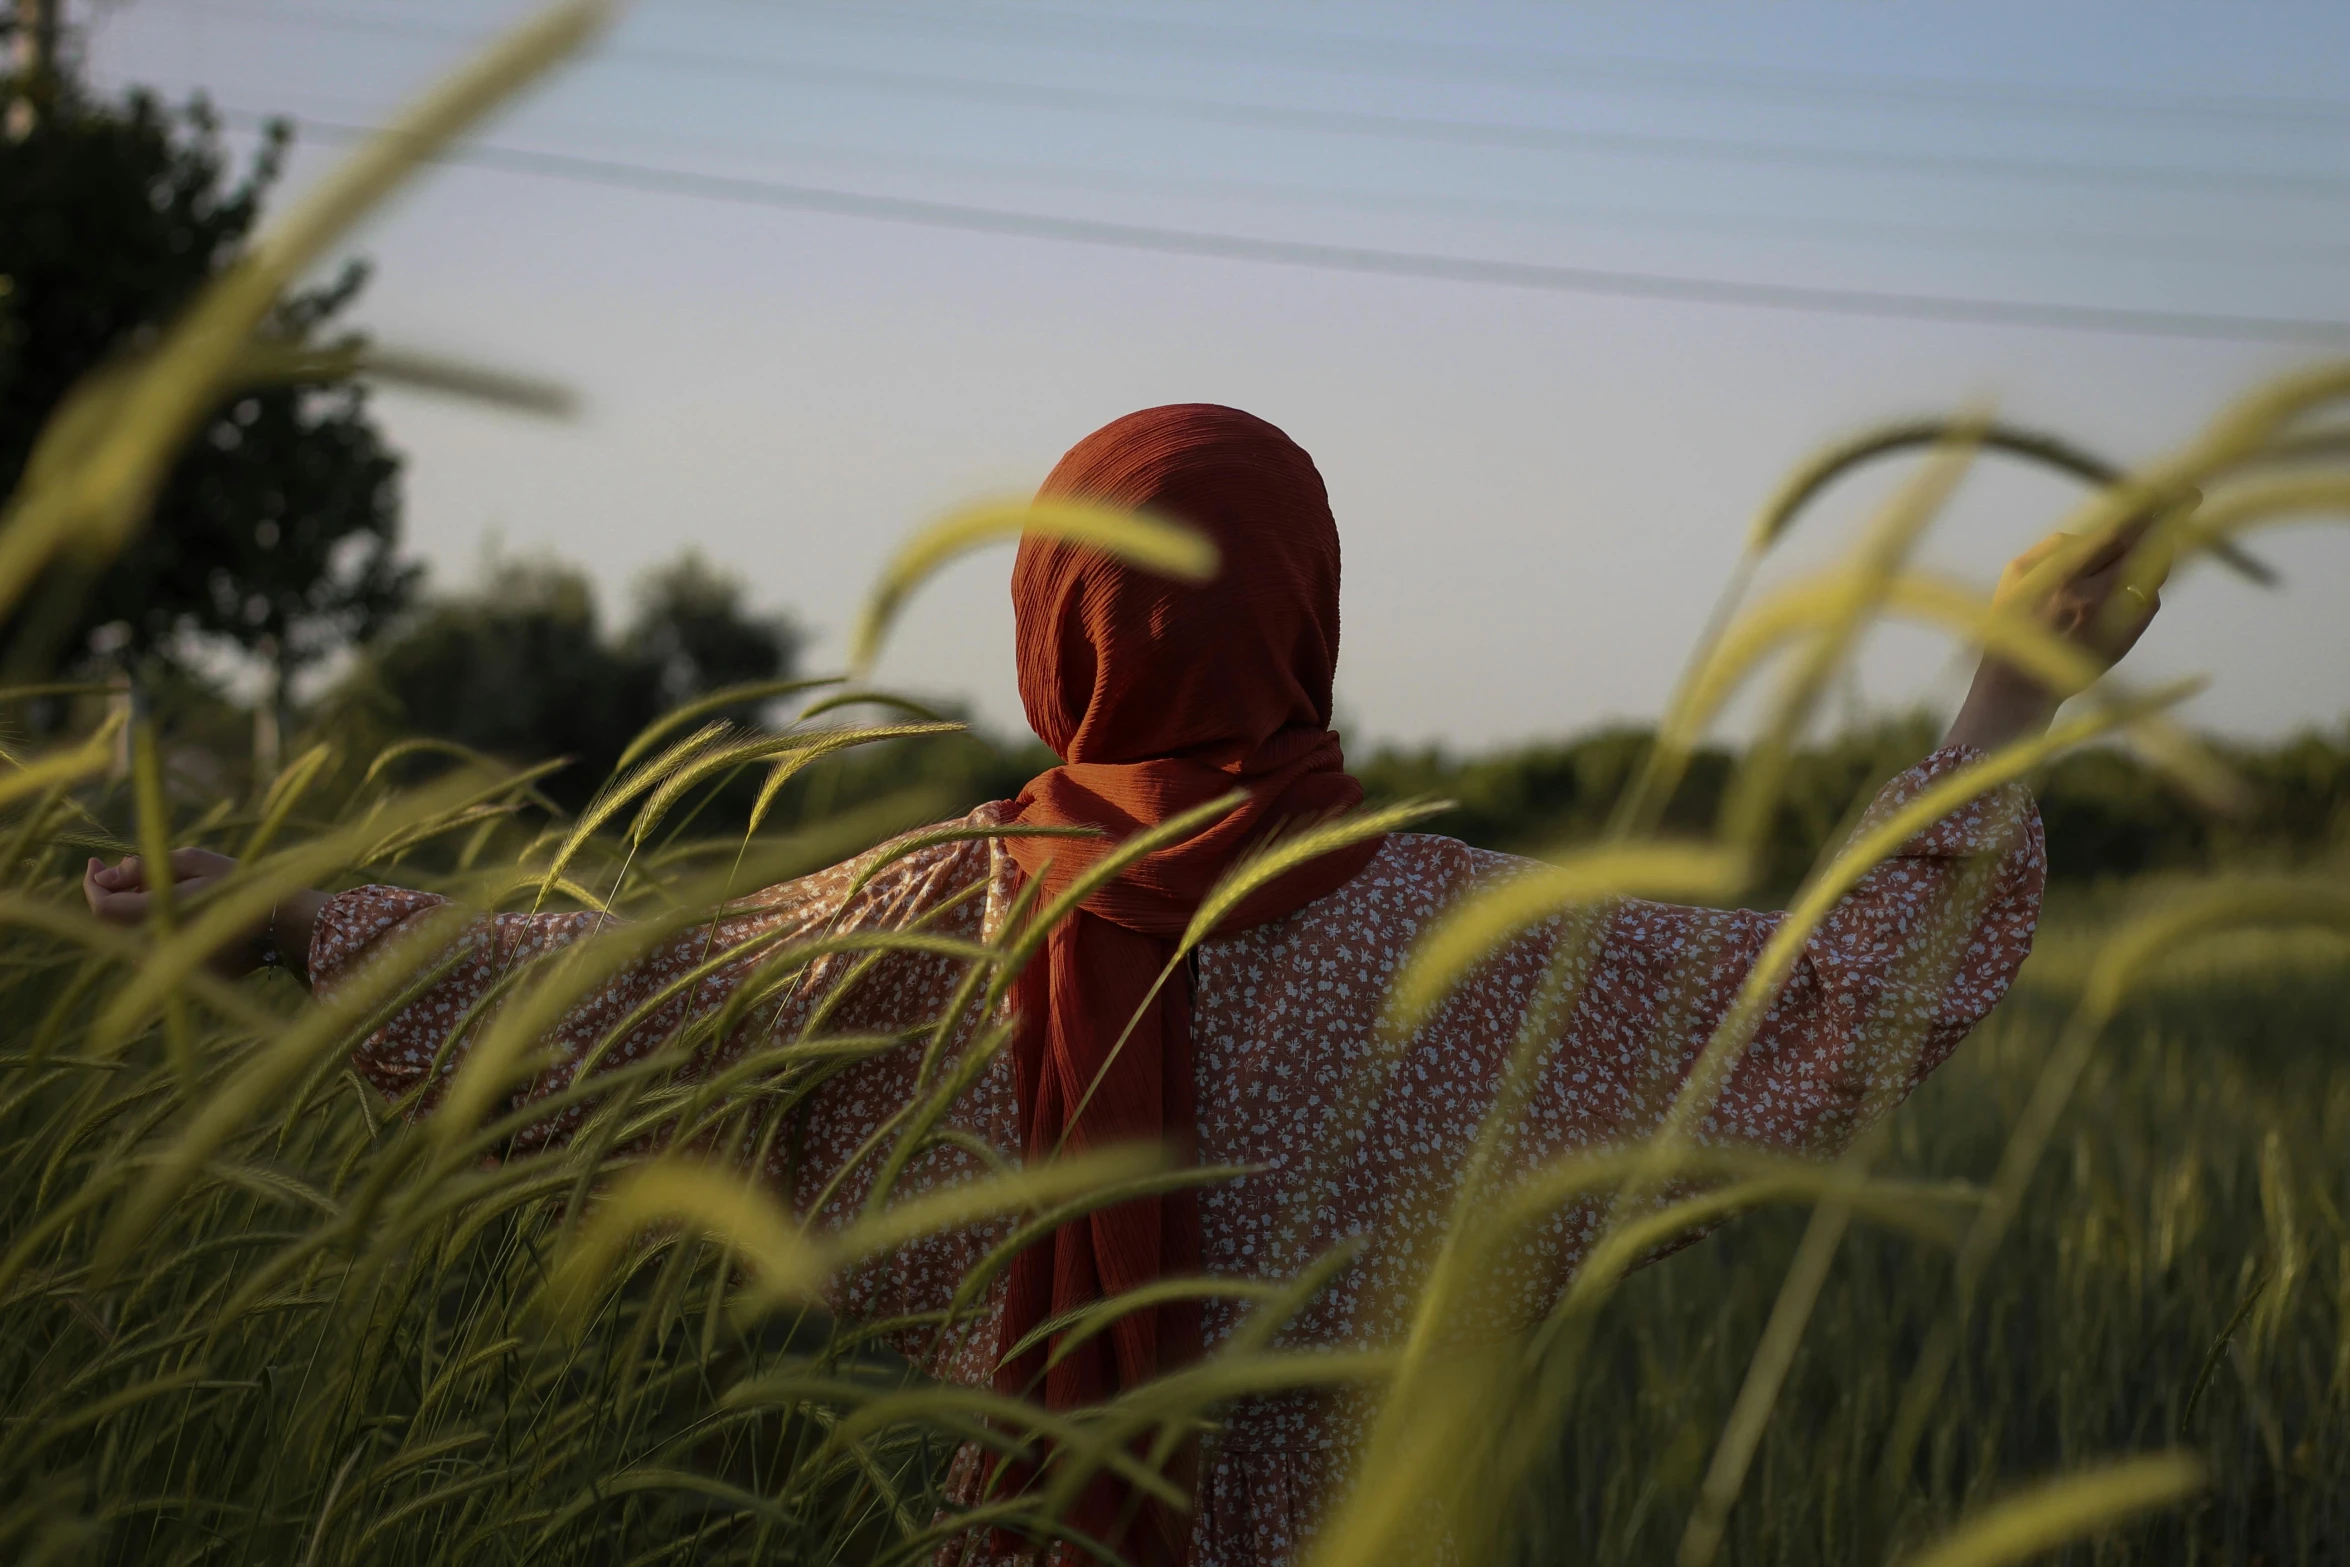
left=1523, top=904, right=2350, bottom=1564
left=3, top=6, right=2348, bottom=1563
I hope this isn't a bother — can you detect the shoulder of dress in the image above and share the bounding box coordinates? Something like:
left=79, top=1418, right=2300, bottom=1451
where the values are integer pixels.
left=1351, top=832, right=1553, bottom=916
left=308, top=885, right=459, bottom=991
left=878, top=800, right=1016, bottom=844
left=1377, top=831, right=1533, bottom=886
left=1263, top=831, right=1505, bottom=929
left=727, top=803, right=1013, bottom=916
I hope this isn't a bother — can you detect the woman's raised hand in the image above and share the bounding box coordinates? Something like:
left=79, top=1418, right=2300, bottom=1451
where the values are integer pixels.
left=1942, top=519, right=2167, bottom=754
left=1992, top=520, right=2165, bottom=668
left=84, top=849, right=324, bottom=979
left=85, top=848, right=239, bottom=925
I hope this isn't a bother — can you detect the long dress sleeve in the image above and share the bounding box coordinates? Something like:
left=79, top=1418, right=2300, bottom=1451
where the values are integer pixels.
left=1188, top=744, right=2045, bottom=1345
left=313, top=878, right=849, bottom=1135
left=307, top=809, right=1031, bottom=1378
left=1551, top=742, right=2043, bottom=1157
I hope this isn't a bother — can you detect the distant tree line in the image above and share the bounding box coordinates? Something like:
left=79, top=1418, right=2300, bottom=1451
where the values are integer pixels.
left=307, top=548, right=1051, bottom=835
left=330, top=551, right=804, bottom=813
left=334, top=583, right=2350, bottom=888
left=1354, top=718, right=2350, bottom=891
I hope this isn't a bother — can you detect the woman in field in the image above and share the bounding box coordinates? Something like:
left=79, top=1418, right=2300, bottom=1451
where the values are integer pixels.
left=87, top=405, right=2156, bottom=1566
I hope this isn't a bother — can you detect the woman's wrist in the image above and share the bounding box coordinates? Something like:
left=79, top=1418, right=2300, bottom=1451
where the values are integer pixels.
left=1942, top=658, right=2059, bottom=754
left=258, top=889, right=330, bottom=983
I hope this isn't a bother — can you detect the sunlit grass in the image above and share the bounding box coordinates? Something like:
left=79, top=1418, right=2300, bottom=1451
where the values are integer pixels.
left=1517, top=924, right=2350, bottom=1564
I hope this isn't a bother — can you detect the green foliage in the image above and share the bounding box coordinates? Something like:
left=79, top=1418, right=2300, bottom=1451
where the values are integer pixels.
left=1355, top=725, right=1733, bottom=857
left=2035, top=731, right=2350, bottom=880
left=1360, top=718, right=2350, bottom=890
left=0, top=80, right=410, bottom=682
left=347, top=551, right=803, bottom=811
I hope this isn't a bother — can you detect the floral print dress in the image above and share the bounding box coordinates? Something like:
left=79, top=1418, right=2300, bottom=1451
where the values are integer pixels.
left=312, top=745, right=2044, bottom=1566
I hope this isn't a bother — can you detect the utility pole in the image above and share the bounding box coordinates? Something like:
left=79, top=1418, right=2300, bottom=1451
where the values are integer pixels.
left=8, top=0, right=60, bottom=138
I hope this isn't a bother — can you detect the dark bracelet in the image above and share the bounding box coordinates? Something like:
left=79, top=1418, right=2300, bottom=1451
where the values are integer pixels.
left=256, top=900, right=285, bottom=973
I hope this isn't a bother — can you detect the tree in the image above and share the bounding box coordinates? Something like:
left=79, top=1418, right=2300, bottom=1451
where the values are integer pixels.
left=360, top=552, right=802, bottom=809
left=623, top=552, right=806, bottom=711
left=0, top=55, right=410, bottom=686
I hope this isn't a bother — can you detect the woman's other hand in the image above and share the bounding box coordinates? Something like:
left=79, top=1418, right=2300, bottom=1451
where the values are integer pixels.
left=1943, top=519, right=2166, bottom=753
left=85, top=847, right=239, bottom=924
left=83, top=849, right=325, bottom=979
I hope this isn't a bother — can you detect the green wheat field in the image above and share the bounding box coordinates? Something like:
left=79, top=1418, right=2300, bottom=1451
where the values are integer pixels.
left=4, top=5, right=2348, bottom=1564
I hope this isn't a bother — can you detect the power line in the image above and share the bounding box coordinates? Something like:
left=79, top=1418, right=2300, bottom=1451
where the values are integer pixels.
left=112, top=75, right=2348, bottom=267
left=750, top=0, right=2350, bottom=130
left=616, top=48, right=2350, bottom=201
left=454, top=123, right=2350, bottom=268
left=184, top=5, right=2350, bottom=202
left=235, top=111, right=2350, bottom=348
left=196, top=0, right=2350, bottom=131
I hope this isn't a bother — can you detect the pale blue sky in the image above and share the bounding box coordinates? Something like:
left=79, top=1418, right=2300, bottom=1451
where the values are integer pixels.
left=82, top=1, right=2350, bottom=748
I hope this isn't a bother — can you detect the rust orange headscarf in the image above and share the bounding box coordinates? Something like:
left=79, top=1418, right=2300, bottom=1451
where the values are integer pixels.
left=995, top=405, right=1381, bottom=1560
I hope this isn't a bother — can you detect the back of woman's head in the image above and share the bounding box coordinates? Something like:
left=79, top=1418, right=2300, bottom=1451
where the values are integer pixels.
left=1013, top=404, right=1343, bottom=768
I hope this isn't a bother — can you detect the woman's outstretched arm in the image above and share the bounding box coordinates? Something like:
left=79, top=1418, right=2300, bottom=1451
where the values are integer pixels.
left=1582, top=519, right=2164, bottom=1153
left=79, top=818, right=1010, bottom=1150
left=1577, top=751, right=2043, bottom=1162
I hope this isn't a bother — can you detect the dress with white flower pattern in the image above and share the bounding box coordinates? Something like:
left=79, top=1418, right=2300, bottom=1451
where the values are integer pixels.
left=313, top=745, right=2043, bottom=1567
